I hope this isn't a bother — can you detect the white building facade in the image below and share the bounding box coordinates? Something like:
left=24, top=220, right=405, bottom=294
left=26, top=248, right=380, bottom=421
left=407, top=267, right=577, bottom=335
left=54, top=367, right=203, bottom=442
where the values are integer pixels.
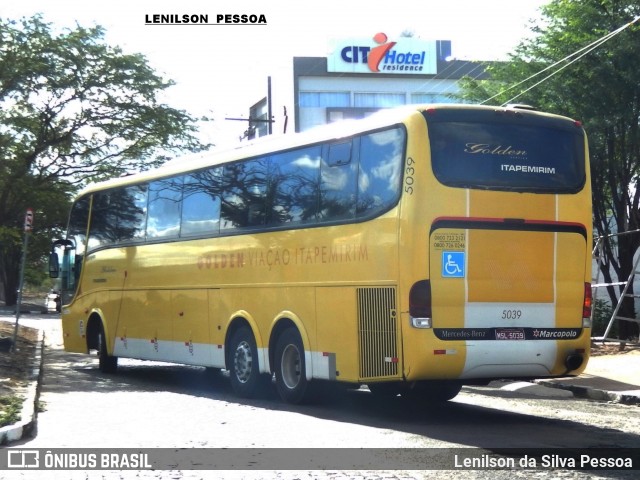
left=246, top=33, right=487, bottom=139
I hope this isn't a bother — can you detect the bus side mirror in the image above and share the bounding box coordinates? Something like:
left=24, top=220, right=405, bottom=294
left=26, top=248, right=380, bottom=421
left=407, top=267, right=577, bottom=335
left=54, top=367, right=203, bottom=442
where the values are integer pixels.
left=49, top=252, right=60, bottom=278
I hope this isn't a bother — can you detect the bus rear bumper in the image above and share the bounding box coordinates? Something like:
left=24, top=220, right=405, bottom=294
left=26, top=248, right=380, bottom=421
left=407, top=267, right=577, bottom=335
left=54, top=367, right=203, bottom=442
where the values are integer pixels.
left=461, top=340, right=588, bottom=379
left=405, top=338, right=590, bottom=382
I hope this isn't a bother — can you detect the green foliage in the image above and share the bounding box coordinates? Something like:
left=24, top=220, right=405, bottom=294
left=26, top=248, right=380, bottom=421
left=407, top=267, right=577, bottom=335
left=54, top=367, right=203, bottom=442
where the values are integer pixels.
left=0, top=15, right=210, bottom=183
left=0, top=15, right=212, bottom=305
left=0, top=395, right=23, bottom=428
left=591, top=299, right=616, bottom=338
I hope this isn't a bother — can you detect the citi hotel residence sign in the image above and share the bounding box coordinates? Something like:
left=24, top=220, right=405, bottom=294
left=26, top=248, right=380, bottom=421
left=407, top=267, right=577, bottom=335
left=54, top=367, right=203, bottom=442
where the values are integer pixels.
left=328, top=33, right=438, bottom=74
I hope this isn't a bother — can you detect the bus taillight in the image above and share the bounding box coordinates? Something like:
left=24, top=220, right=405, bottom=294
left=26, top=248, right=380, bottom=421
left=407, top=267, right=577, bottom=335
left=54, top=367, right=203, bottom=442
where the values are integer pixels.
left=583, top=282, right=592, bottom=327
left=410, top=280, right=432, bottom=328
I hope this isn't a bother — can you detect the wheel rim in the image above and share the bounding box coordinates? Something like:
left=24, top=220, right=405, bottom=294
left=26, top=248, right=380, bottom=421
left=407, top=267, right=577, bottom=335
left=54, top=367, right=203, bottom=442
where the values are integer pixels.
left=281, top=344, right=301, bottom=389
left=234, top=341, right=253, bottom=384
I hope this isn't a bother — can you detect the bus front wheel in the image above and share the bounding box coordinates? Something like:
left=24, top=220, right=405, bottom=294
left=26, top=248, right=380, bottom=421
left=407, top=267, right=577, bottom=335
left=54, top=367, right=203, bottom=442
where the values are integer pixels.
left=97, top=325, right=118, bottom=374
left=228, top=326, right=268, bottom=398
left=274, top=328, right=310, bottom=404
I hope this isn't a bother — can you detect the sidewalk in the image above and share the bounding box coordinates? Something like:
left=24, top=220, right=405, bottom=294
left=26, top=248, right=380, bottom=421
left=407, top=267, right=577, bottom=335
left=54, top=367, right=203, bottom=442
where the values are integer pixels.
left=538, top=348, right=640, bottom=404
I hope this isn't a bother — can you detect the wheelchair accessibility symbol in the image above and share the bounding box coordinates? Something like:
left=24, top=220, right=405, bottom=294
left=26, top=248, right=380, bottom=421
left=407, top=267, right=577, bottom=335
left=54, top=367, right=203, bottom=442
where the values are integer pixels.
left=442, top=251, right=465, bottom=278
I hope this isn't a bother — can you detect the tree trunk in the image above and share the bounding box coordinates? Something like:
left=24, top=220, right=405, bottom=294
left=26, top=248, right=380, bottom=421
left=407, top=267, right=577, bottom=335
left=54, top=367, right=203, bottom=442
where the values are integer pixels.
left=0, top=250, right=20, bottom=307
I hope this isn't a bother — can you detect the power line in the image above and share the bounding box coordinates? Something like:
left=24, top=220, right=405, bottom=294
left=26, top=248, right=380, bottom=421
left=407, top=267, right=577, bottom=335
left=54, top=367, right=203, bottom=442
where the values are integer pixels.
left=427, top=60, right=486, bottom=100
left=481, top=15, right=640, bottom=106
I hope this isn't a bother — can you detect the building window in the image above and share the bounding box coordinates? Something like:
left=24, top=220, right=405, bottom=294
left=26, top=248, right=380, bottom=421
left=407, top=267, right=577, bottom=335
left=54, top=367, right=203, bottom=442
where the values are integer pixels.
left=354, top=93, right=405, bottom=108
left=299, top=92, right=350, bottom=108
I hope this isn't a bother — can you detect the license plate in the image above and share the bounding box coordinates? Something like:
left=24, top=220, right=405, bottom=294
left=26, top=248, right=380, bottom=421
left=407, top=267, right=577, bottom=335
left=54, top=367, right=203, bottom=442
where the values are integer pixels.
left=495, top=328, right=525, bottom=340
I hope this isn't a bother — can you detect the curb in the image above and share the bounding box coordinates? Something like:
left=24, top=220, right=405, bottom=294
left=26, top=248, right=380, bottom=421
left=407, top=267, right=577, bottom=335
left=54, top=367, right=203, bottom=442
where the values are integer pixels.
left=497, top=381, right=574, bottom=398
left=0, top=310, right=51, bottom=315
left=0, top=329, right=45, bottom=445
left=534, top=379, right=640, bottom=405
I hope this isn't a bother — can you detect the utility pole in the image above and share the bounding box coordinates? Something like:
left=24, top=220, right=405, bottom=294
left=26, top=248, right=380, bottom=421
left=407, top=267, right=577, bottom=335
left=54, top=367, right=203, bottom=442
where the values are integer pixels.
left=225, top=76, right=275, bottom=140
left=12, top=208, right=33, bottom=352
left=267, top=76, right=273, bottom=135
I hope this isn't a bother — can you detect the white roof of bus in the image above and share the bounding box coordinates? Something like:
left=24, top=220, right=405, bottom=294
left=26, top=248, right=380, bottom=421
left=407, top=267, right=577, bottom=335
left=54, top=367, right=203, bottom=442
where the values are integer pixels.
left=76, top=103, right=569, bottom=196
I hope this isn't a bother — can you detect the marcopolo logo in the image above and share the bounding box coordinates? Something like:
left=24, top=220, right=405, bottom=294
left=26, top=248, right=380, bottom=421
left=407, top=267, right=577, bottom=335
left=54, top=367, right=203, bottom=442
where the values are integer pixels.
left=329, top=33, right=437, bottom=75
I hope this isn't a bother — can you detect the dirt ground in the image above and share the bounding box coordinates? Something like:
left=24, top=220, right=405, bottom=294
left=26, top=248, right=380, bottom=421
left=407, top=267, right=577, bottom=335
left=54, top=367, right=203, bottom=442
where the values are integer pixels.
left=591, top=339, right=640, bottom=356
left=0, top=321, right=39, bottom=398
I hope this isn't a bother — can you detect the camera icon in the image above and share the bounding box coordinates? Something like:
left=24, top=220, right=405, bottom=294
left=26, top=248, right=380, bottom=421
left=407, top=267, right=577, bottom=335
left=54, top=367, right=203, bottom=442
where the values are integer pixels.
left=7, top=450, right=40, bottom=468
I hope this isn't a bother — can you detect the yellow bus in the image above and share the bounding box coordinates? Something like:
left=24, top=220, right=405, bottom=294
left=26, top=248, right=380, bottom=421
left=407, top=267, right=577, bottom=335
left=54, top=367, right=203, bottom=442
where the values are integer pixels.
left=50, top=104, right=592, bottom=403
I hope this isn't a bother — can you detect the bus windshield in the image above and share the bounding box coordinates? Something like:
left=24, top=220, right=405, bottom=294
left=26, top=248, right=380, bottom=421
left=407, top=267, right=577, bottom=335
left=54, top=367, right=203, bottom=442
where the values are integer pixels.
left=426, top=112, right=586, bottom=193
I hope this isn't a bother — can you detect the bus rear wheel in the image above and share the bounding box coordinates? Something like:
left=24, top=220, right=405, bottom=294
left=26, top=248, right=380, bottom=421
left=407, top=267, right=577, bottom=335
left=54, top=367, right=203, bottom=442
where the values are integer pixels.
left=228, top=326, right=268, bottom=398
left=274, top=328, right=310, bottom=404
left=97, top=325, right=118, bottom=374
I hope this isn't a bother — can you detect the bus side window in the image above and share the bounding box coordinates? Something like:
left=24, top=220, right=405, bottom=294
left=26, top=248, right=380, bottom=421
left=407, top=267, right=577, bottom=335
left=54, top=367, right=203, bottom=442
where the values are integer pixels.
left=147, top=177, right=183, bottom=239
left=113, top=185, right=148, bottom=243
left=63, top=196, right=90, bottom=301
left=88, top=188, right=147, bottom=249
left=181, top=168, right=222, bottom=237
left=318, top=141, right=357, bottom=222
left=268, top=146, right=321, bottom=226
left=357, top=127, right=405, bottom=218
left=221, top=158, right=269, bottom=230
left=327, top=141, right=351, bottom=167
left=67, top=196, right=90, bottom=256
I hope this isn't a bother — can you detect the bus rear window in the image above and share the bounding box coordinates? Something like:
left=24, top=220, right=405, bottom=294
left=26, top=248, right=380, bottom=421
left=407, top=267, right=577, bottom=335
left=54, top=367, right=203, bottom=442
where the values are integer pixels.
left=427, top=118, right=586, bottom=193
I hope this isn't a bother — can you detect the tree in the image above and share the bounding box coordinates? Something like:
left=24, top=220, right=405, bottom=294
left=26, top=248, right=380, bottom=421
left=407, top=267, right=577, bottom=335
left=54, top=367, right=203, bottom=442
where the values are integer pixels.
left=458, top=0, right=640, bottom=339
left=0, top=15, right=211, bottom=305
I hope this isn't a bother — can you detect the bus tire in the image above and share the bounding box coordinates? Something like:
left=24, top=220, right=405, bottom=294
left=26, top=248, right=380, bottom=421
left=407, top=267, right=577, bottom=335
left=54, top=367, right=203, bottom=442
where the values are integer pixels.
left=274, top=328, right=310, bottom=404
left=403, top=380, right=462, bottom=403
left=228, top=326, right=268, bottom=398
left=97, top=325, right=118, bottom=374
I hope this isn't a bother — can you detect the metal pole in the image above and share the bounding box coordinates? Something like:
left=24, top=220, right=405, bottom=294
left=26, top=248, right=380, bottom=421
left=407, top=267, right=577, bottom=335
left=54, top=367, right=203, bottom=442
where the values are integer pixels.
left=267, top=76, right=273, bottom=135
left=11, top=230, right=30, bottom=352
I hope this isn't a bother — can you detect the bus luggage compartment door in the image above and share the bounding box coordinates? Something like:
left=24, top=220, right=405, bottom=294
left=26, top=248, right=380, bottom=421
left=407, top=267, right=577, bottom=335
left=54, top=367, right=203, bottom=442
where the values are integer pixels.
left=429, top=221, right=587, bottom=378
